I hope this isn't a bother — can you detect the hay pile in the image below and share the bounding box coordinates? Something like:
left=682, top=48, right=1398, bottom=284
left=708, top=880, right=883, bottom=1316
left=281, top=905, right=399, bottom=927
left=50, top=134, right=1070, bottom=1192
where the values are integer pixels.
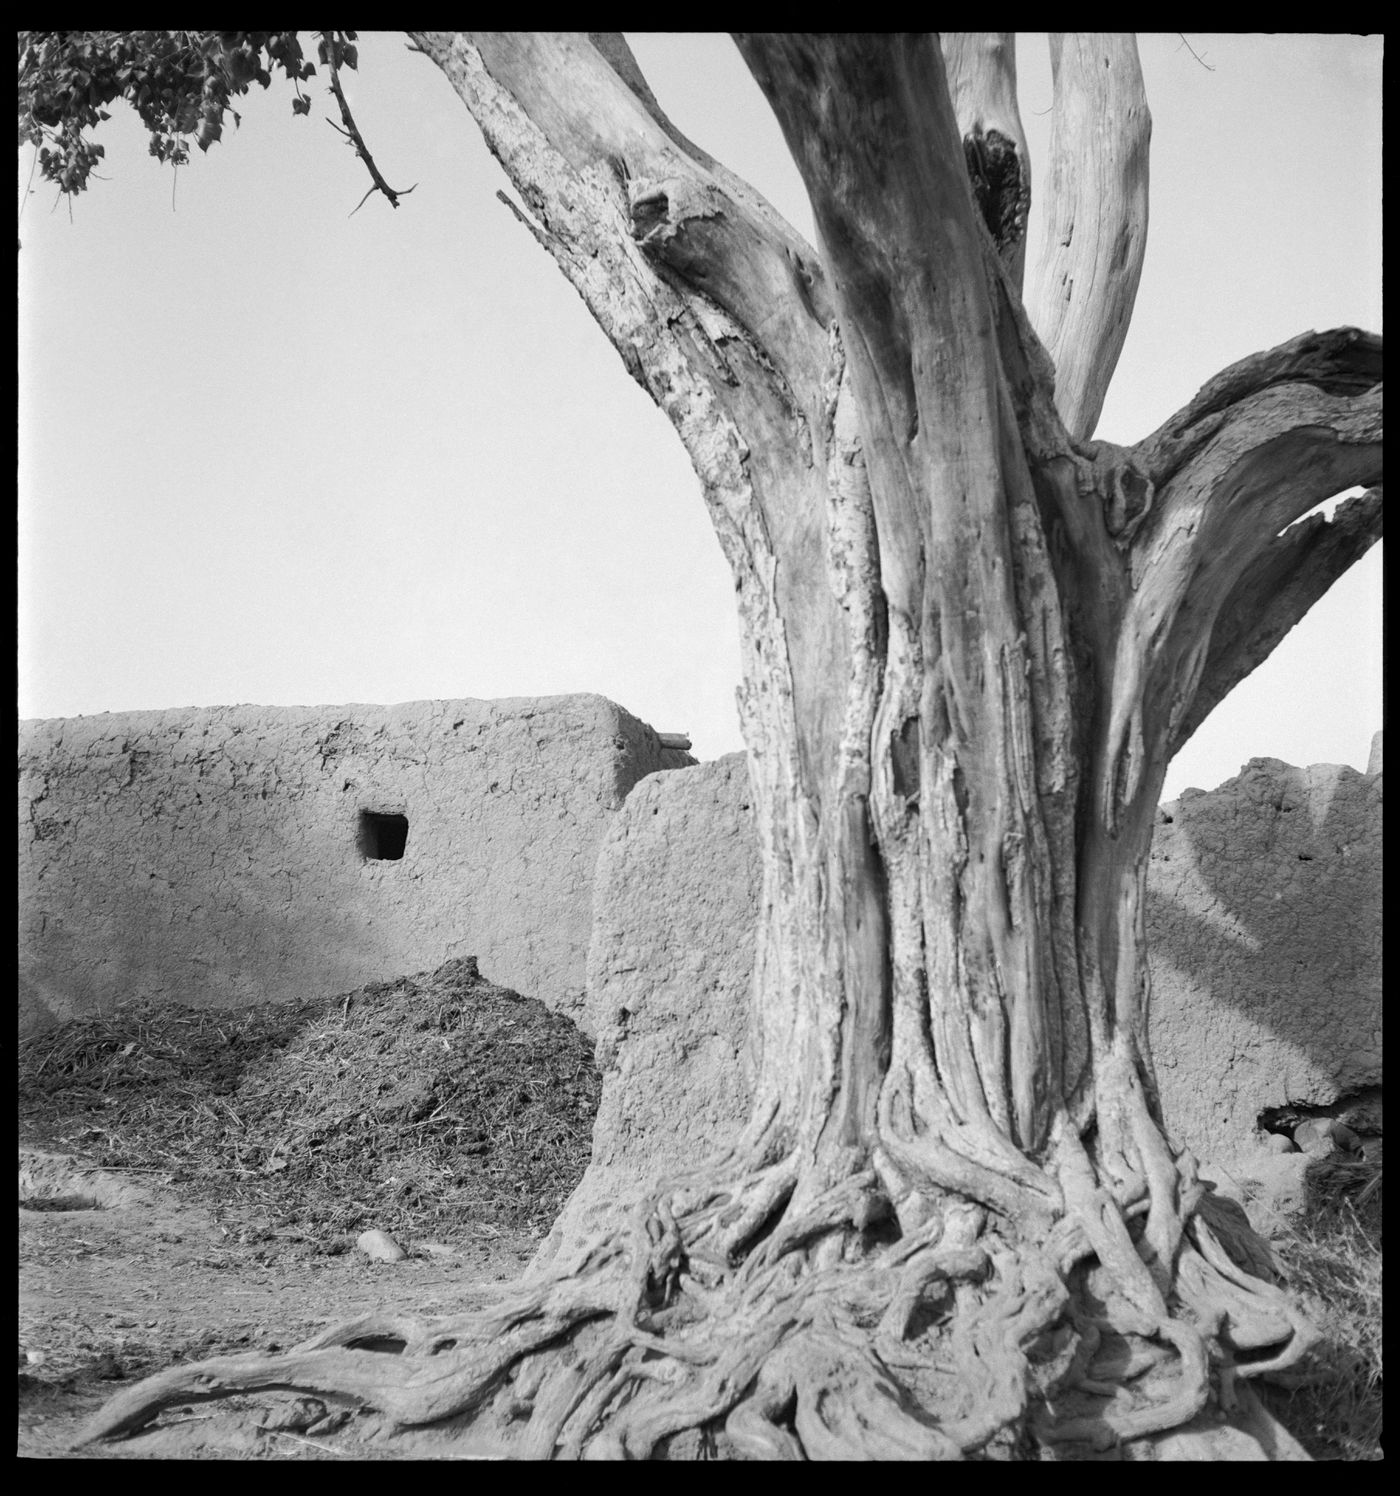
left=17, top=958, right=601, bottom=1240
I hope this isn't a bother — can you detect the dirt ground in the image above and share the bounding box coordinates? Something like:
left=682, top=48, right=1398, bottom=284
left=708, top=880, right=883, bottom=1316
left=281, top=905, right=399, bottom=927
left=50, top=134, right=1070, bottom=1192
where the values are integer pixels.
left=17, top=959, right=597, bottom=1460
left=18, top=1146, right=540, bottom=1459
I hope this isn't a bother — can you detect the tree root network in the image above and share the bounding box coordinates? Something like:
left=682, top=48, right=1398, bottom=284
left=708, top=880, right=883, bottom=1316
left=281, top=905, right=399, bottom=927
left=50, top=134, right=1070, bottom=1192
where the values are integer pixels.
left=74, top=1164, right=1316, bottom=1460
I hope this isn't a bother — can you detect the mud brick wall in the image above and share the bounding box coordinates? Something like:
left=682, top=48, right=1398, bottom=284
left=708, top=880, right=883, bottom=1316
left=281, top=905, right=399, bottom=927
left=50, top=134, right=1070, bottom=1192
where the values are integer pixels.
left=1146, top=751, right=1382, bottom=1167
left=19, top=694, right=691, bottom=1037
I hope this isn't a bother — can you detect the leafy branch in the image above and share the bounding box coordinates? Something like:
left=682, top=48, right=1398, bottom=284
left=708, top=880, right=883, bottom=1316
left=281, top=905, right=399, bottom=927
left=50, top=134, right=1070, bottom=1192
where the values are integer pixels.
left=16, top=30, right=408, bottom=216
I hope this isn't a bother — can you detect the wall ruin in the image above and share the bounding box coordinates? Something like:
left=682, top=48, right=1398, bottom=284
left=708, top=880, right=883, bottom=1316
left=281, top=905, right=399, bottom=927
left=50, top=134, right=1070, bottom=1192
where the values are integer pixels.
left=19, top=691, right=1382, bottom=1238
left=18, top=694, right=692, bottom=1038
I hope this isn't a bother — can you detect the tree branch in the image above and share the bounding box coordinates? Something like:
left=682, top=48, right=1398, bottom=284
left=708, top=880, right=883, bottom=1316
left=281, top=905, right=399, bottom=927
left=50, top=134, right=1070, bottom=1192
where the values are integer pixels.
left=322, top=30, right=416, bottom=211
left=1172, top=485, right=1382, bottom=750
left=1094, top=328, right=1382, bottom=820
left=940, top=34, right=1031, bottom=292
left=1140, top=327, right=1383, bottom=479
left=1137, top=332, right=1383, bottom=551
left=1026, top=34, right=1150, bottom=441
left=407, top=31, right=859, bottom=798
left=407, top=33, right=764, bottom=501
left=421, top=32, right=832, bottom=411
left=733, top=31, right=1004, bottom=616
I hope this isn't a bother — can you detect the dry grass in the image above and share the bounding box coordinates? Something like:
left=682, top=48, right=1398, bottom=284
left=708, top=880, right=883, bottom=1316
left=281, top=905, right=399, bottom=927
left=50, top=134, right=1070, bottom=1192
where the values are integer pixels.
left=17, top=957, right=600, bottom=1242
left=1258, top=1152, right=1383, bottom=1462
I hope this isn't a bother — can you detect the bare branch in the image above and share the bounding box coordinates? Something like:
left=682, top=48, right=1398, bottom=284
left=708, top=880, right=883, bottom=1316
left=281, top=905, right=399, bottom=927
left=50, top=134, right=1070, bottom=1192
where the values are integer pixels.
left=1174, top=486, right=1383, bottom=750
left=1141, top=327, right=1383, bottom=479
left=1175, top=35, right=1216, bottom=72
left=423, top=32, right=832, bottom=412
left=1026, top=34, right=1150, bottom=441
left=585, top=32, right=715, bottom=166
left=322, top=31, right=416, bottom=211
left=734, top=33, right=1004, bottom=615
left=403, top=34, right=841, bottom=776
left=1093, top=328, right=1383, bottom=824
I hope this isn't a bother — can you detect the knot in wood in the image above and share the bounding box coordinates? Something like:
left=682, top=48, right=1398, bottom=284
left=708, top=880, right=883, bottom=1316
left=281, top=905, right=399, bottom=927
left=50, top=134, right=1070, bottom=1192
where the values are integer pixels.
left=961, top=126, right=1029, bottom=260
left=627, top=175, right=721, bottom=248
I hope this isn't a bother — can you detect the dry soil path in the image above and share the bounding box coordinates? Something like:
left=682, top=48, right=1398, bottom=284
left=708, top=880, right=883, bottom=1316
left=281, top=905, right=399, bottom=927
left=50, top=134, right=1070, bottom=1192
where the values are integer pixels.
left=19, top=1146, right=535, bottom=1459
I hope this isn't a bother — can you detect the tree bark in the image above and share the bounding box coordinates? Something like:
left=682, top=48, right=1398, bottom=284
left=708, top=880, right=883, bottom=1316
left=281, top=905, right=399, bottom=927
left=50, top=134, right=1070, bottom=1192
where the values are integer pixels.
left=78, top=31, right=1382, bottom=1460
left=940, top=33, right=1031, bottom=291
left=1025, top=33, right=1151, bottom=439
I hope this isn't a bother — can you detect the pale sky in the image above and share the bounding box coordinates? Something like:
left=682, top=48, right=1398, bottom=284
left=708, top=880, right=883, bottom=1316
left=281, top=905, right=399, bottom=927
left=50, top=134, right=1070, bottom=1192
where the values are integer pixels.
left=17, top=34, right=1382, bottom=800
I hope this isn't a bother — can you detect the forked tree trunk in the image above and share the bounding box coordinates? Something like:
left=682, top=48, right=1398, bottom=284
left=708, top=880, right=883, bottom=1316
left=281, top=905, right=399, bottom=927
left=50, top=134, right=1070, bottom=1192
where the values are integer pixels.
left=81, top=32, right=1381, bottom=1460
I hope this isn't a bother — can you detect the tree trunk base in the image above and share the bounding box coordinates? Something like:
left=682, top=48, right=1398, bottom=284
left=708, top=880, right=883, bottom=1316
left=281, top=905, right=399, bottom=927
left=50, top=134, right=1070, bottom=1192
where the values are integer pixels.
left=73, top=1159, right=1316, bottom=1460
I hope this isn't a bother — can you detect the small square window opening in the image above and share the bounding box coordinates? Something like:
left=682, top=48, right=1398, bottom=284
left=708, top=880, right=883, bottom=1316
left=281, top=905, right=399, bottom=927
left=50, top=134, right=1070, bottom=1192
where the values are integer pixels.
left=358, top=811, right=409, bottom=861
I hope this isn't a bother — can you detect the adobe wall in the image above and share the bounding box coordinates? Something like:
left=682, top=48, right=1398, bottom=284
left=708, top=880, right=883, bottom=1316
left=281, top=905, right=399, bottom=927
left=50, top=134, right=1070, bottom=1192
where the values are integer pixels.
left=541, top=742, right=1381, bottom=1262
left=1145, top=753, right=1381, bottom=1170
left=18, top=694, right=691, bottom=1038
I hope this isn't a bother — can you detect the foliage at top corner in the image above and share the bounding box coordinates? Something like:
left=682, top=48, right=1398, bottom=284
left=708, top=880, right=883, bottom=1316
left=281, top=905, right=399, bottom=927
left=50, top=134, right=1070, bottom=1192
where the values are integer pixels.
left=17, top=30, right=358, bottom=196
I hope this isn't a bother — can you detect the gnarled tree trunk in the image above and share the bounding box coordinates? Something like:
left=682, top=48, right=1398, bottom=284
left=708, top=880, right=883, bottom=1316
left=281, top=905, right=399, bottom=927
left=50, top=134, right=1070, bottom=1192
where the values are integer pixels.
left=81, top=33, right=1381, bottom=1460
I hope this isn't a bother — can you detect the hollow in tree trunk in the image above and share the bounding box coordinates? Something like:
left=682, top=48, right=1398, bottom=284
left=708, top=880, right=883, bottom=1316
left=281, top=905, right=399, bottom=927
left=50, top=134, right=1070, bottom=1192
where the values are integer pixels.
left=79, top=33, right=1381, bottom=1459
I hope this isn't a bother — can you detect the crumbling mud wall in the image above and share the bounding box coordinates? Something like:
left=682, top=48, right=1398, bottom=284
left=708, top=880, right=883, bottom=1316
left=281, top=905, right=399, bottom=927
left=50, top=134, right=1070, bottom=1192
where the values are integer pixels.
left=1147, top=749, right=1382, bottom=1179
left=19, top=695, right=691, bottom=1038
left=541, top=742, right=1381, bottom=1261
left=577, top=755, right=760, bottom=1232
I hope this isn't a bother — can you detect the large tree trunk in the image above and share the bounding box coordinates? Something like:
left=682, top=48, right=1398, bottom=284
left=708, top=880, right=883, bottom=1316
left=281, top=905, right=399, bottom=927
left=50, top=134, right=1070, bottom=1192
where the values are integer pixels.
left=80, top=33, right=1381, bottom=1459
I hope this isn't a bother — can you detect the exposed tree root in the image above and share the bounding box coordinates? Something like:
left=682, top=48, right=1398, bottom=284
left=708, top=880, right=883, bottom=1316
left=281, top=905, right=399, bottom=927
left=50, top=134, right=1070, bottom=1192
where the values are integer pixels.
left=74, top=1153, right=1316, bottom=1459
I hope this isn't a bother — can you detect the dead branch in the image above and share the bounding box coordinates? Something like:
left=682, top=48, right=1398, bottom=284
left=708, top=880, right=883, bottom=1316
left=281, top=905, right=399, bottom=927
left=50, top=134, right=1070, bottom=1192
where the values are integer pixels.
left=321, top=31, right=416, bottom=214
